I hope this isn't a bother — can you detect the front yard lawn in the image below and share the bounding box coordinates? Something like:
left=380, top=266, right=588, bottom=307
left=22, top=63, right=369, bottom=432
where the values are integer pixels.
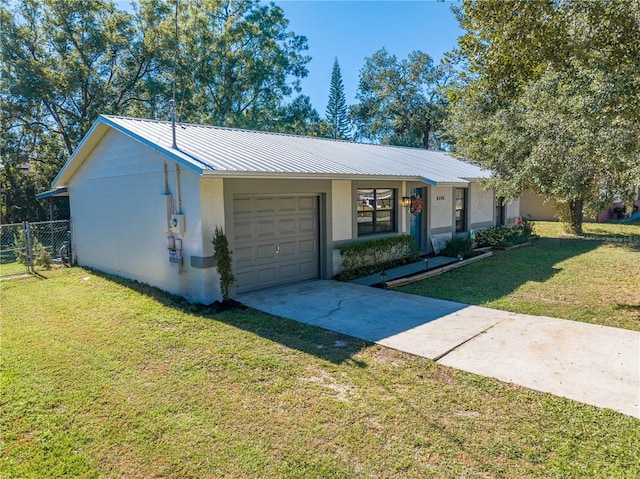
left=1, top=262, right=639, bottom=478
left=399, top=221, right=640, bottom=331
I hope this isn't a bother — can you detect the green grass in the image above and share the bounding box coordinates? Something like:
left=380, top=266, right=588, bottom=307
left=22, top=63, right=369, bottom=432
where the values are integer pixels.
left=2, top=266, right=639, bottom=478
left=0, top=260, right=29, bottom=277
left=399, top=221, right=640, bottom=331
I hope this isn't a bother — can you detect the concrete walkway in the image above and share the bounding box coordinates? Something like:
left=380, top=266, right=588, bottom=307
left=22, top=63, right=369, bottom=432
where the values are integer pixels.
left=239, top=280, right=640, bottom=418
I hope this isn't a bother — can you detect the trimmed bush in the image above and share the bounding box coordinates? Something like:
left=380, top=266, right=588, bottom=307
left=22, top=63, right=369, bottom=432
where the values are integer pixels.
left=337, top=235, right=419, bottom=281
left=212, top=226, right=235, bottom=301
left=475, top=221, right=534, bottom=248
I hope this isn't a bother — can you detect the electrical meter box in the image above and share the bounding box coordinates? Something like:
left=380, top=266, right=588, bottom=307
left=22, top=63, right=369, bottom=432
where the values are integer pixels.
left=170, top=214, right=185, bottom=234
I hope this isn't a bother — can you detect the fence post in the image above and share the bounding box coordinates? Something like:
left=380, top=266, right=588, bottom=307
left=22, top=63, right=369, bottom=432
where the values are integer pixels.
left=23, top=221, right=34, bottom=274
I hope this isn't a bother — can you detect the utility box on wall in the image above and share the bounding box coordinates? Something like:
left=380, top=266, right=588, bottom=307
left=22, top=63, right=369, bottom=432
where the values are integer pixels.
left=170, top=214, right=185, bottom=234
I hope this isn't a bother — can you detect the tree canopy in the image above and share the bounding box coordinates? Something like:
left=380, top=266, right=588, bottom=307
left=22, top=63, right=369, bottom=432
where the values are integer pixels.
left=350, top=48, right=452, bottom=149
left=448, top=0, right=640, bottom=233
left=1, top=0, right=316, bottom=223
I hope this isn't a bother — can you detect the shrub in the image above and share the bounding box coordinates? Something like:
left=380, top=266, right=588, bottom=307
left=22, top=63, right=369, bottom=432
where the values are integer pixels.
left=337, top=235, right=419, bottom=281
left=212, top=226, right=235, bottom=301
left=441, top=235, right=473, bottom=258
left=475, top=221, right=534, bottom=248
left=32, top=238, right=52, bottom=270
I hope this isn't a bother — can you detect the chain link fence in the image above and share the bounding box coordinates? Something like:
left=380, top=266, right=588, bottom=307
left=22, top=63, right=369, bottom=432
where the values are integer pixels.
left=0, top=220, right=72, bottom=278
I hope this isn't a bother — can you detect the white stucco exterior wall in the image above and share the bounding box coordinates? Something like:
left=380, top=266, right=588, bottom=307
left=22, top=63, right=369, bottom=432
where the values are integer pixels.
left=430, top=186, right=453, bottom=229
left=331, top=180, right=352, bottom=242
left=68, top=129, right=209, bottom=303
left=470, top=181, right=494, bottom=225
left=199, top=178, right=225, bottom=303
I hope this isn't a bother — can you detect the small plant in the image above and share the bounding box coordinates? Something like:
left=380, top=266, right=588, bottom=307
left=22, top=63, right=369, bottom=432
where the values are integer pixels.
left=212, top=226, right=235, bottom=302
left=32, top=238, right=52, bottom=270
left=441, top=235, right=473, bottom=259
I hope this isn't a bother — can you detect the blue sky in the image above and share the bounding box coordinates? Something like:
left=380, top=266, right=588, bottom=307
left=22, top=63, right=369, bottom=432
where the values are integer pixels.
left=275, top=0, right=464, bottom=115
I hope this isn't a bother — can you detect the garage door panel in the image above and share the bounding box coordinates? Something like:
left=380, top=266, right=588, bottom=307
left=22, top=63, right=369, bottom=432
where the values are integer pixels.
left=256, top=220, right=276, bottom=238
left=278, top=218, right=297, bottom=235
left=278, top=241, right=296, bottom=256
left=234, top=198, right=253, bottom=214
left=234, top=221, right=253, bottom=240
left=298, top=260, right=318, bottom=276
left=299, top=217, right=316, bottom=234
left=299, top=196, right=315, bottom=211
left=257, top=244, right=276, bottom=260
left=299, top=239, right=316, bottom=254
left=235, top=246, right=254, bottom=263
left=233, top=195, right=319, bottom=293
left=279, top=197, right=296, bottom=211
left=257, top=197, right=277, bottom=213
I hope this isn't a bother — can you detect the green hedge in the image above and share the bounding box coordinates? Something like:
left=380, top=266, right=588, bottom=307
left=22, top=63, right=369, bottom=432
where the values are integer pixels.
left=474, top=221, right=534, bottom=248
left=336, top=235, right=419, bottom=281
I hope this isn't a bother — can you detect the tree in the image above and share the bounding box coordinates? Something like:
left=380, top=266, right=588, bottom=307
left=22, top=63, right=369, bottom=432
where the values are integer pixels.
left=350, top=48, right=452, bottom=149
left=448, top=0, right=640, bottom=234
left=0, top=0, right=313, bottom=222
left=325, top=57, right=349, bottom=139
left=272, top=95, right=331, bottom=137
left=1, top=0, right=153, bottom=221
left=161, top=0, right=310, bottom=130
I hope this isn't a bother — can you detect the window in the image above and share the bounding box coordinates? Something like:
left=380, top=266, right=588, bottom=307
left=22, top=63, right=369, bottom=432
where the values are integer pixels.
left=455, top=188, right=467, bottom=232
left=356, top=188, right=396, bottom=236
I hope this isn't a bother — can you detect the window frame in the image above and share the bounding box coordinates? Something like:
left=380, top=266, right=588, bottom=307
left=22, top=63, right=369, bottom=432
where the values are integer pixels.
left=454, top=187, right=467, bottom=233
left=356, top=188, right=397, bottom=237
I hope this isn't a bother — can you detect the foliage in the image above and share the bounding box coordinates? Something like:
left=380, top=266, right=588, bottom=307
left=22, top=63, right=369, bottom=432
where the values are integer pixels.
left=269, top=94, right=330, bottom=137
left=337, top=235, right=419, bottom=280
left=441, top=235, right=473, bottom=258
left=165, top=0, right=310, bottom=130
left=474, top=221, right=534, bottom=248
left=32, top=237, right=52, bottom=269
left=12, top=231, right=51, bottom=270
left=448, top=0, right=640, bottom=235
left=0, top=0, right=314, bottom=222
left=211, top=226, right=235, bottom=301
left=325, top=57, right=350, bottom=139
left=350, top=48, right=454, bottom=149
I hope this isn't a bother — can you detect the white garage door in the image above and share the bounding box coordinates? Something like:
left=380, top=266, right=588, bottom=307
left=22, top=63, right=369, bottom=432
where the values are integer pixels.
left=233, top=195, right=320, bottom=293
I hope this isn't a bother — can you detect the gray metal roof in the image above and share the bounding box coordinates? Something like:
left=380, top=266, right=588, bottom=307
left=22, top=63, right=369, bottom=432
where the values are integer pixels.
left=60, top=115, right=490, bottom=186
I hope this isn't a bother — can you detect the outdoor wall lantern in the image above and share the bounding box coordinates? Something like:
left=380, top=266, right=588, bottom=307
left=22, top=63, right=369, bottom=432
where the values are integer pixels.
left=401, top=196, right=411, bottom=207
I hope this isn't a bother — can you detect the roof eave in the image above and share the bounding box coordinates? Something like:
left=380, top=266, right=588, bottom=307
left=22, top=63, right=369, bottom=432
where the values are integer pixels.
left=35, top=187, right=68, bottom=200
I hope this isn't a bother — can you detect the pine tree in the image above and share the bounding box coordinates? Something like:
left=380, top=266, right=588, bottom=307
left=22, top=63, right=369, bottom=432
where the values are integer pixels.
left=325, top=58, right=350, bottom=139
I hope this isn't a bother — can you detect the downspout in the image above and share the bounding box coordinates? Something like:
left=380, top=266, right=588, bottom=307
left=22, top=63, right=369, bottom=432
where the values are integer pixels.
left=175, top=163, right=182, bottom=214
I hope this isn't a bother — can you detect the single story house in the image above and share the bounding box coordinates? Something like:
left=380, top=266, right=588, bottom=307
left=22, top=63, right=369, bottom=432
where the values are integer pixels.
left=42, top=115, right=519, bottom=303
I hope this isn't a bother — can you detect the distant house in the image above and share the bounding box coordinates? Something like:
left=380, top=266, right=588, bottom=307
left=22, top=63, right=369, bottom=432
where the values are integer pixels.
left=521, top=188, right=640, bottom=223
left=40, top=115, right=519, bottom=303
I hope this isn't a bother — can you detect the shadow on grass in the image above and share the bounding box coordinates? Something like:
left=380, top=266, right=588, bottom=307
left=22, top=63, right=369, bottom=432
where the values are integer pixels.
left=398, top=236, right=613, bottom=305
left=88, top=269, right=370, bottom=367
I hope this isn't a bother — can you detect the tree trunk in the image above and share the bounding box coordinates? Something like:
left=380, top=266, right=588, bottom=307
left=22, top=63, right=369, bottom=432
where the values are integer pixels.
left=422, top=122, right=431, bottom=149
left=568, top=198, right=584, bottom=235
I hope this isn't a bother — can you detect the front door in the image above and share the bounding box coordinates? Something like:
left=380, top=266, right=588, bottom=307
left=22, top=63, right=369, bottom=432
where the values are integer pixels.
left=409, top=187, right=424, bottom=250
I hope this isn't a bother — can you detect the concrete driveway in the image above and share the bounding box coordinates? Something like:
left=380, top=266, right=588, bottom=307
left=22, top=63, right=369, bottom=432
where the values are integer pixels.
left=239, top=280, right=640, bottom=418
